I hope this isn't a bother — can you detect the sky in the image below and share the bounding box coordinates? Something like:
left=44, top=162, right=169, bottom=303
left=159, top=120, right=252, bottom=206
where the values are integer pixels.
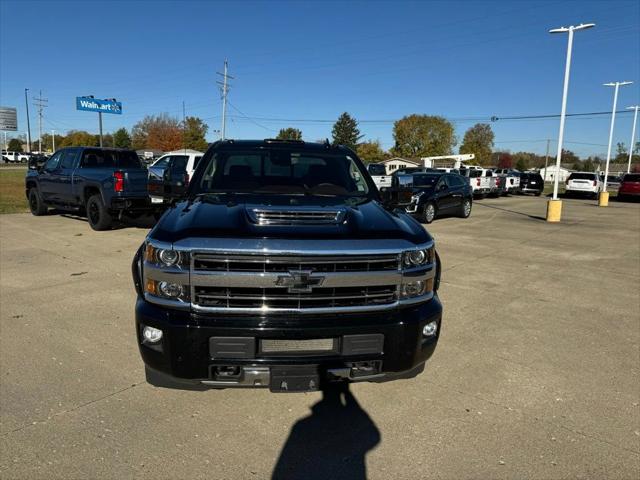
left=1, top=0, right=639, bottom=158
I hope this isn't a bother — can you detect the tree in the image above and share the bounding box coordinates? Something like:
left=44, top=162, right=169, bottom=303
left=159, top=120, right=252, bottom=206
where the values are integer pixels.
left=112, top=128, right=132, bottom=148
left=391, top=114, right=456, bottom=158
left=496, top=152, right=512, bottom=168
left=331, top=112, right=362, bottom=150
left=356, top=140, right=387, bottom=164
left=7, top=138, right=22, bottom=152
left=59, top=130, right=99, bottom=147
left=276, top=127, right=303, bottom=141
left=459, top=123, right=494, bottom=166
left=183, top=116, right=209, bottom=151
left=561, top=149, right=579, bottom=164
left=131, top=114, right=182, bottom=151
left=515, top=158, right=527, bottom=171
left=615, top=142, right=628, bottom=161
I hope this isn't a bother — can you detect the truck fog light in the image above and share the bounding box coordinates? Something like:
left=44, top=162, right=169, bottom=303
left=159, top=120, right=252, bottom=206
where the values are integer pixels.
left=423, top=321, right=438, bottom=337
left=158, top=249, right=180, bottom=266
left=158, top=281, right=183, bottom=298
left=402, top=280, right=425, bottom=297
left=142, top=325, right=163, bottom=343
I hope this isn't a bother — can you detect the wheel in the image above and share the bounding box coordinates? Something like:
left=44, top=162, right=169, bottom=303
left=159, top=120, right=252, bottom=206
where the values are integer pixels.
left=420, top=202, right=436, bottom=224
left=459, top=198, right=472, bottom=218
left=28, top=188, right=47, bottom=216
left=86, top=194, right=113, bottom=231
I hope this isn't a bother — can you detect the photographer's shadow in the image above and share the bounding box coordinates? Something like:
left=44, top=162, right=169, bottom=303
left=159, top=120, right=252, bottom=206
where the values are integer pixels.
left=272, top=383, right=380, bottom=480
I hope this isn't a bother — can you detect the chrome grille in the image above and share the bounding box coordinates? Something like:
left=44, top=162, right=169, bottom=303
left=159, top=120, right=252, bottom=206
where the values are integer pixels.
left=247, top=208, right=346, bottom=225
left=194, top=285, right=398, bottom=309
left=193, top=254, right=400, bottom=273
left=190, top=251, right=404, bottom=313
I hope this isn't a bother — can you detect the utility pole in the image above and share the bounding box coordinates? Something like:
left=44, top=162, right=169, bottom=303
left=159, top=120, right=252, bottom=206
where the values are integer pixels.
left=33, top=90, right=48, bottom=153
left=216, top=59, right=233, bottom=140
left=626, top=105, right=639, bottom=174
left=51, top=130, right=56, bottom=152
left=544, top=139, right=551, bottom=181
left=24, top=88, right=32, bottom=153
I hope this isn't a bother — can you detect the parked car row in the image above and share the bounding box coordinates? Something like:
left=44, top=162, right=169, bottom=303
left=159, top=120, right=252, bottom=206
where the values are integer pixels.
left=2, top=150, right=32, bottom=163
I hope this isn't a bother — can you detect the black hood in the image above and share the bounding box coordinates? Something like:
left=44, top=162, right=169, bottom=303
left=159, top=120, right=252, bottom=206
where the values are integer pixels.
left=150, top=197, right=430, bottom=244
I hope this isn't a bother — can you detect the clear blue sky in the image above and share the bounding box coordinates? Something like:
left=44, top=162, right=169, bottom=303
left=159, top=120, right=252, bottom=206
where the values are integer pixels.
left=1, top=0, right=638, bottom=158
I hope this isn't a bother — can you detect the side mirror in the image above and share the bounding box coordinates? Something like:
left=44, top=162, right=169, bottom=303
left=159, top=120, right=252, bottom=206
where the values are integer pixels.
left=160, top=162, right=189, bottom=201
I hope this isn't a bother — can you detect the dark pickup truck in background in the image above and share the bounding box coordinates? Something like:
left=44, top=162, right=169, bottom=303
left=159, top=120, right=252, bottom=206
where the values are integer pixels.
left=26, top=147, right=152, bottom=230
left=132, top=139, right=443, bottom=392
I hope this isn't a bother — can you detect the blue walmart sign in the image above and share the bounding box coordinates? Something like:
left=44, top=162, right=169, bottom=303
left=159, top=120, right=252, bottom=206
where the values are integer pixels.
left=76, top=97, right=122, bottom=114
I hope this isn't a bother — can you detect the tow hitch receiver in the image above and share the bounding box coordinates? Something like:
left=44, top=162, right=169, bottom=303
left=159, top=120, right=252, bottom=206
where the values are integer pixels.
left=270, top=365, right=320, bottom=393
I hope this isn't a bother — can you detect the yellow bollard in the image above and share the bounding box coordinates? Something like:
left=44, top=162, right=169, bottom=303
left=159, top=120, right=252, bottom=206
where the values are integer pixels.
left=598, top=191, right=609, bottom=207
left=546, top=199, right=562, bottom=222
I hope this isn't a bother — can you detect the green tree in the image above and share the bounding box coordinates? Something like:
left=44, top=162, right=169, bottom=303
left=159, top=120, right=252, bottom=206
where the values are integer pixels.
left=7, top=138, right=22, bottom=152
left=391, top=114, right=456, bottom=158
left=113, top=128, right=132, bottom=148
left=183, top=116, right=209, bottom=151
left=515, top=158, right=527, bottom=171
left=459, top=123, right=494, bottom=165
left=356, top=140, right=387, bottom=164
left=60, top=130, right=99, bottom=147
left=276, top=127, right=303, bottom=141
left=615, top=142, right=628, bottom=161
left=331, top=112, right=362, bottom=150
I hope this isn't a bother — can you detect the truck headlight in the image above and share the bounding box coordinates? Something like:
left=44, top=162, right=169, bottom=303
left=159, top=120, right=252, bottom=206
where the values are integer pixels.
left=144, top=279, right=189, bottom=301
left=400, top=278, right=434, bottom=299
left=144, top=243, right=188, bottom=267
left=158, top=249, right=180, bottom=266
left=402, top=246, right=435, bottom=268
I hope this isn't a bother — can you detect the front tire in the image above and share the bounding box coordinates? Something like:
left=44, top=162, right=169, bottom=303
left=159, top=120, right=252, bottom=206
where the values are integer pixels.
left=420, top=202, right=436, bottom=224
left=28, top=188, right=47, bottom=216
left=86, top=194, right=113, bottom=231
left=459, top=198, right=472, bottom=218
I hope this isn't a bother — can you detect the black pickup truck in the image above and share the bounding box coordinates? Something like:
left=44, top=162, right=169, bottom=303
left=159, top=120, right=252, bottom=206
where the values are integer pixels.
left=26, top=147, right=152, bottom=230
left=132, top=139, right=442, bottom=392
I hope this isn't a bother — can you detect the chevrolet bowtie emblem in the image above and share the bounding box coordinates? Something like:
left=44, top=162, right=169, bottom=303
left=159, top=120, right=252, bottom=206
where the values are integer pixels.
left=276, top=270, right=325, bottom=293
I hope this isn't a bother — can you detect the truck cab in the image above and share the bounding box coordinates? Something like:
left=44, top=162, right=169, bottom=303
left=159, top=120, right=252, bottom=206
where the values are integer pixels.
left=132, top=139, right=443, bottom=392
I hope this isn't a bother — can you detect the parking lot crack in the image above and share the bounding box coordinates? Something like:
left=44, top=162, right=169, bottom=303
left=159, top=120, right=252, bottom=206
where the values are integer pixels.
left=1, top=381, right=145, bottom=437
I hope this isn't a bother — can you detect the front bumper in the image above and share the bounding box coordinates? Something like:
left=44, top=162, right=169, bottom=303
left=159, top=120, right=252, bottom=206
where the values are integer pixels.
left=135, top=296, right=442, bottom=390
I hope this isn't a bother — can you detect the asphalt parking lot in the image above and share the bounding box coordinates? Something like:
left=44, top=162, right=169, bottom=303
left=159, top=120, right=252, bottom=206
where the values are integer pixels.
left=1, top=195, right=639, bottom=479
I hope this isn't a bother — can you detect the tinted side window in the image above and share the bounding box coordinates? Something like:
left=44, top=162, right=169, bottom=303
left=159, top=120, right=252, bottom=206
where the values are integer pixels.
left=44, top=151, right=62, bottom=171
left=81, top=149, right=115, bottom=168
left=153, top=157, right=171, bottom=169
left=60, top=149, right=78, bottom=169
left=193, top=156, right=203, bottom=169
left=449, top=175, right=465, bottom=187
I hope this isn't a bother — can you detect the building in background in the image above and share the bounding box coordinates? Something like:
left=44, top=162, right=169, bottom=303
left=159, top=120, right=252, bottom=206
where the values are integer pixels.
left=379, top=157, right=419, bottom=175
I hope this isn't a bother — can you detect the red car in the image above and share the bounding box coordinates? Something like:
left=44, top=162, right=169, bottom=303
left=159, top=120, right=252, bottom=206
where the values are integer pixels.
left=618, top=173, right=640, bottom=201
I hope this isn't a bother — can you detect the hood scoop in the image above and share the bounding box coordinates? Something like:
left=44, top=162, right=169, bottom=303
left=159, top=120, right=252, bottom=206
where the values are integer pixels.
left=247, top=207, right=347, bottom=226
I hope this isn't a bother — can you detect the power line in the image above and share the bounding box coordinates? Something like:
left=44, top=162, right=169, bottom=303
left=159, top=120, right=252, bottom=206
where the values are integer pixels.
left=227, top=101, right=276, bottom=133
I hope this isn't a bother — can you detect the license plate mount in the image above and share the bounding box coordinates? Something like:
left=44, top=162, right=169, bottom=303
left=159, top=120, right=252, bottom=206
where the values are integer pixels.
left=270, top=365, right=320, bottom=393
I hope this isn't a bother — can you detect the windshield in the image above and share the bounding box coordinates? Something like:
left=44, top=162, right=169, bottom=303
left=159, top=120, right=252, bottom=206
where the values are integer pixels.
left=412, top=174, right=440, bottom=187
left=623, top=174, right=640, bottom=182
left=194, top=150, right=371, bottom=197
left=367, top=163, right=386, bottom=176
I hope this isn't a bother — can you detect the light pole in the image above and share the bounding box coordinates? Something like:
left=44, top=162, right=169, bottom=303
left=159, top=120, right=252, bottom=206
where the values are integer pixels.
left=51, top=130, right=56, bottom=152
left=626, top=105, right=639, bottom=174
left=546, top=23, right=595, bottom=222
left=600, top=81, right=633, bottom=206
